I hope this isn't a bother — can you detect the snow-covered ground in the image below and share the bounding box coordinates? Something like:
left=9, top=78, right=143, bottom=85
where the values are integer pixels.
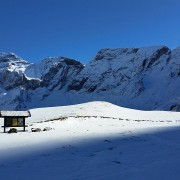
left=0, top=101, right=180, bottom=180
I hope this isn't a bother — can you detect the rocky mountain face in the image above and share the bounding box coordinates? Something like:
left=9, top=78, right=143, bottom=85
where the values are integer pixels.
left=0, top=45, right=179, bottom=111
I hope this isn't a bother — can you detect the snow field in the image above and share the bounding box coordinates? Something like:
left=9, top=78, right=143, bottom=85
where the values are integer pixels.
left=0, top=101, right=180, bottom=180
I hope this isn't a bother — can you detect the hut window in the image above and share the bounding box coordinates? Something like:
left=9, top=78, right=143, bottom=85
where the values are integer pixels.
left=12, top=118, right=18, bottom=126
left=18, top=118, right=24, bottom=126
left=5, top=117, right=24, bottom=127
left=5, top=117, right=13, bottom=126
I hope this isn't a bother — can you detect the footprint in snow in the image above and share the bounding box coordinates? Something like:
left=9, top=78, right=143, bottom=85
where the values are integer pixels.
left=88, top=154, right=96, bottom=157
left=104, top=139, right=111, bottom=143
left=42, top=154, right=51, bottom=157
left=108, top=147, right=115, bottom=150
left=113, top=161, right=121, bottom=164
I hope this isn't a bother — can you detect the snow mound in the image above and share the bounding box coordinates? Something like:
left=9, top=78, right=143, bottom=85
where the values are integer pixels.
left=28, top=101, right=180, bottom=124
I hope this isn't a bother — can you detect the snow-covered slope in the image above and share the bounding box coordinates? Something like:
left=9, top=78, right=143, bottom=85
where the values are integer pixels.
left=0, top=45, right=179, bottom=111
left=0, top=102, right=180, bottom=180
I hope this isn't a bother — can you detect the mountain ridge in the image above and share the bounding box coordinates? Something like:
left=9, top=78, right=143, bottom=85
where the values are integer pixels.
left=0, top=45, right=179, bottom=111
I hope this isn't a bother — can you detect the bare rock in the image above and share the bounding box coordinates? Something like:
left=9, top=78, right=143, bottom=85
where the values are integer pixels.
left=31, top=128, right=41, bottom=132
left=43, top=127, right=52, bottom=131
left=8, top=128, right=17, bottom=133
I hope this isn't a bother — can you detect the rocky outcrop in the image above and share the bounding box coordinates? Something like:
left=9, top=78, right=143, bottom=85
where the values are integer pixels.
left=40, top=57, right=84, bottom=90
left=68, top=46, right=171, bottom=94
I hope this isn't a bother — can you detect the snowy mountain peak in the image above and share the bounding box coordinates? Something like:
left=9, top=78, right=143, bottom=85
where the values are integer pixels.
left=93, top=45, right=169, bottom=62
left=0, top=52, right=16, bottom=58
left=0, top=52, right=28, bottom=63
left=94, top=48, right=138, bottom=61
left=0, top=52, right=30, bottom=73
left=40, top=56, right=66, bottom=65
left=0, top=45, right=179, bottom=111
left=25, top=56, right=84, bottom=79
left=171, top=47, right=180, bottom=59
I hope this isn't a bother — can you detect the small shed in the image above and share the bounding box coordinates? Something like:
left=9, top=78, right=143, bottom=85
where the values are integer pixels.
left=0, top=110, right=31, bottom=133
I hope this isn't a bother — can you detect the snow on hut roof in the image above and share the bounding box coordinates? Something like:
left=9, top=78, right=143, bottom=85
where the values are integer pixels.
left=0, top=110, right=31, bottom=117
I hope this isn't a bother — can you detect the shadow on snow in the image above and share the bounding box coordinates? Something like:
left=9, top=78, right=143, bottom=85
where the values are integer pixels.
left=0, top=126, right=180, bottom=180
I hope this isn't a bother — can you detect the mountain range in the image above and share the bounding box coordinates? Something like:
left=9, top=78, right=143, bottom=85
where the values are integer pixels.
left=0, top=45, right=179, bottom=111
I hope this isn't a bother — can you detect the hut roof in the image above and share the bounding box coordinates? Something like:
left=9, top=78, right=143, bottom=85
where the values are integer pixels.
left=0, top=110, right=31, bottom=117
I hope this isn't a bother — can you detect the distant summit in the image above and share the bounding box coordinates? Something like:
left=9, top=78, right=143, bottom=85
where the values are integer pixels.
left=0, top=46, right=179, bottom=111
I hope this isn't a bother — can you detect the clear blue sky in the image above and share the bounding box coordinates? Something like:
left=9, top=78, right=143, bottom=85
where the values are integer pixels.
left=0, top=0, right=180, bottom=64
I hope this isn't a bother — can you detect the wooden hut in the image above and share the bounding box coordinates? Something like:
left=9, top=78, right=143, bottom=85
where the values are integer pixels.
left=0, top=110, right=31, bottom=133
